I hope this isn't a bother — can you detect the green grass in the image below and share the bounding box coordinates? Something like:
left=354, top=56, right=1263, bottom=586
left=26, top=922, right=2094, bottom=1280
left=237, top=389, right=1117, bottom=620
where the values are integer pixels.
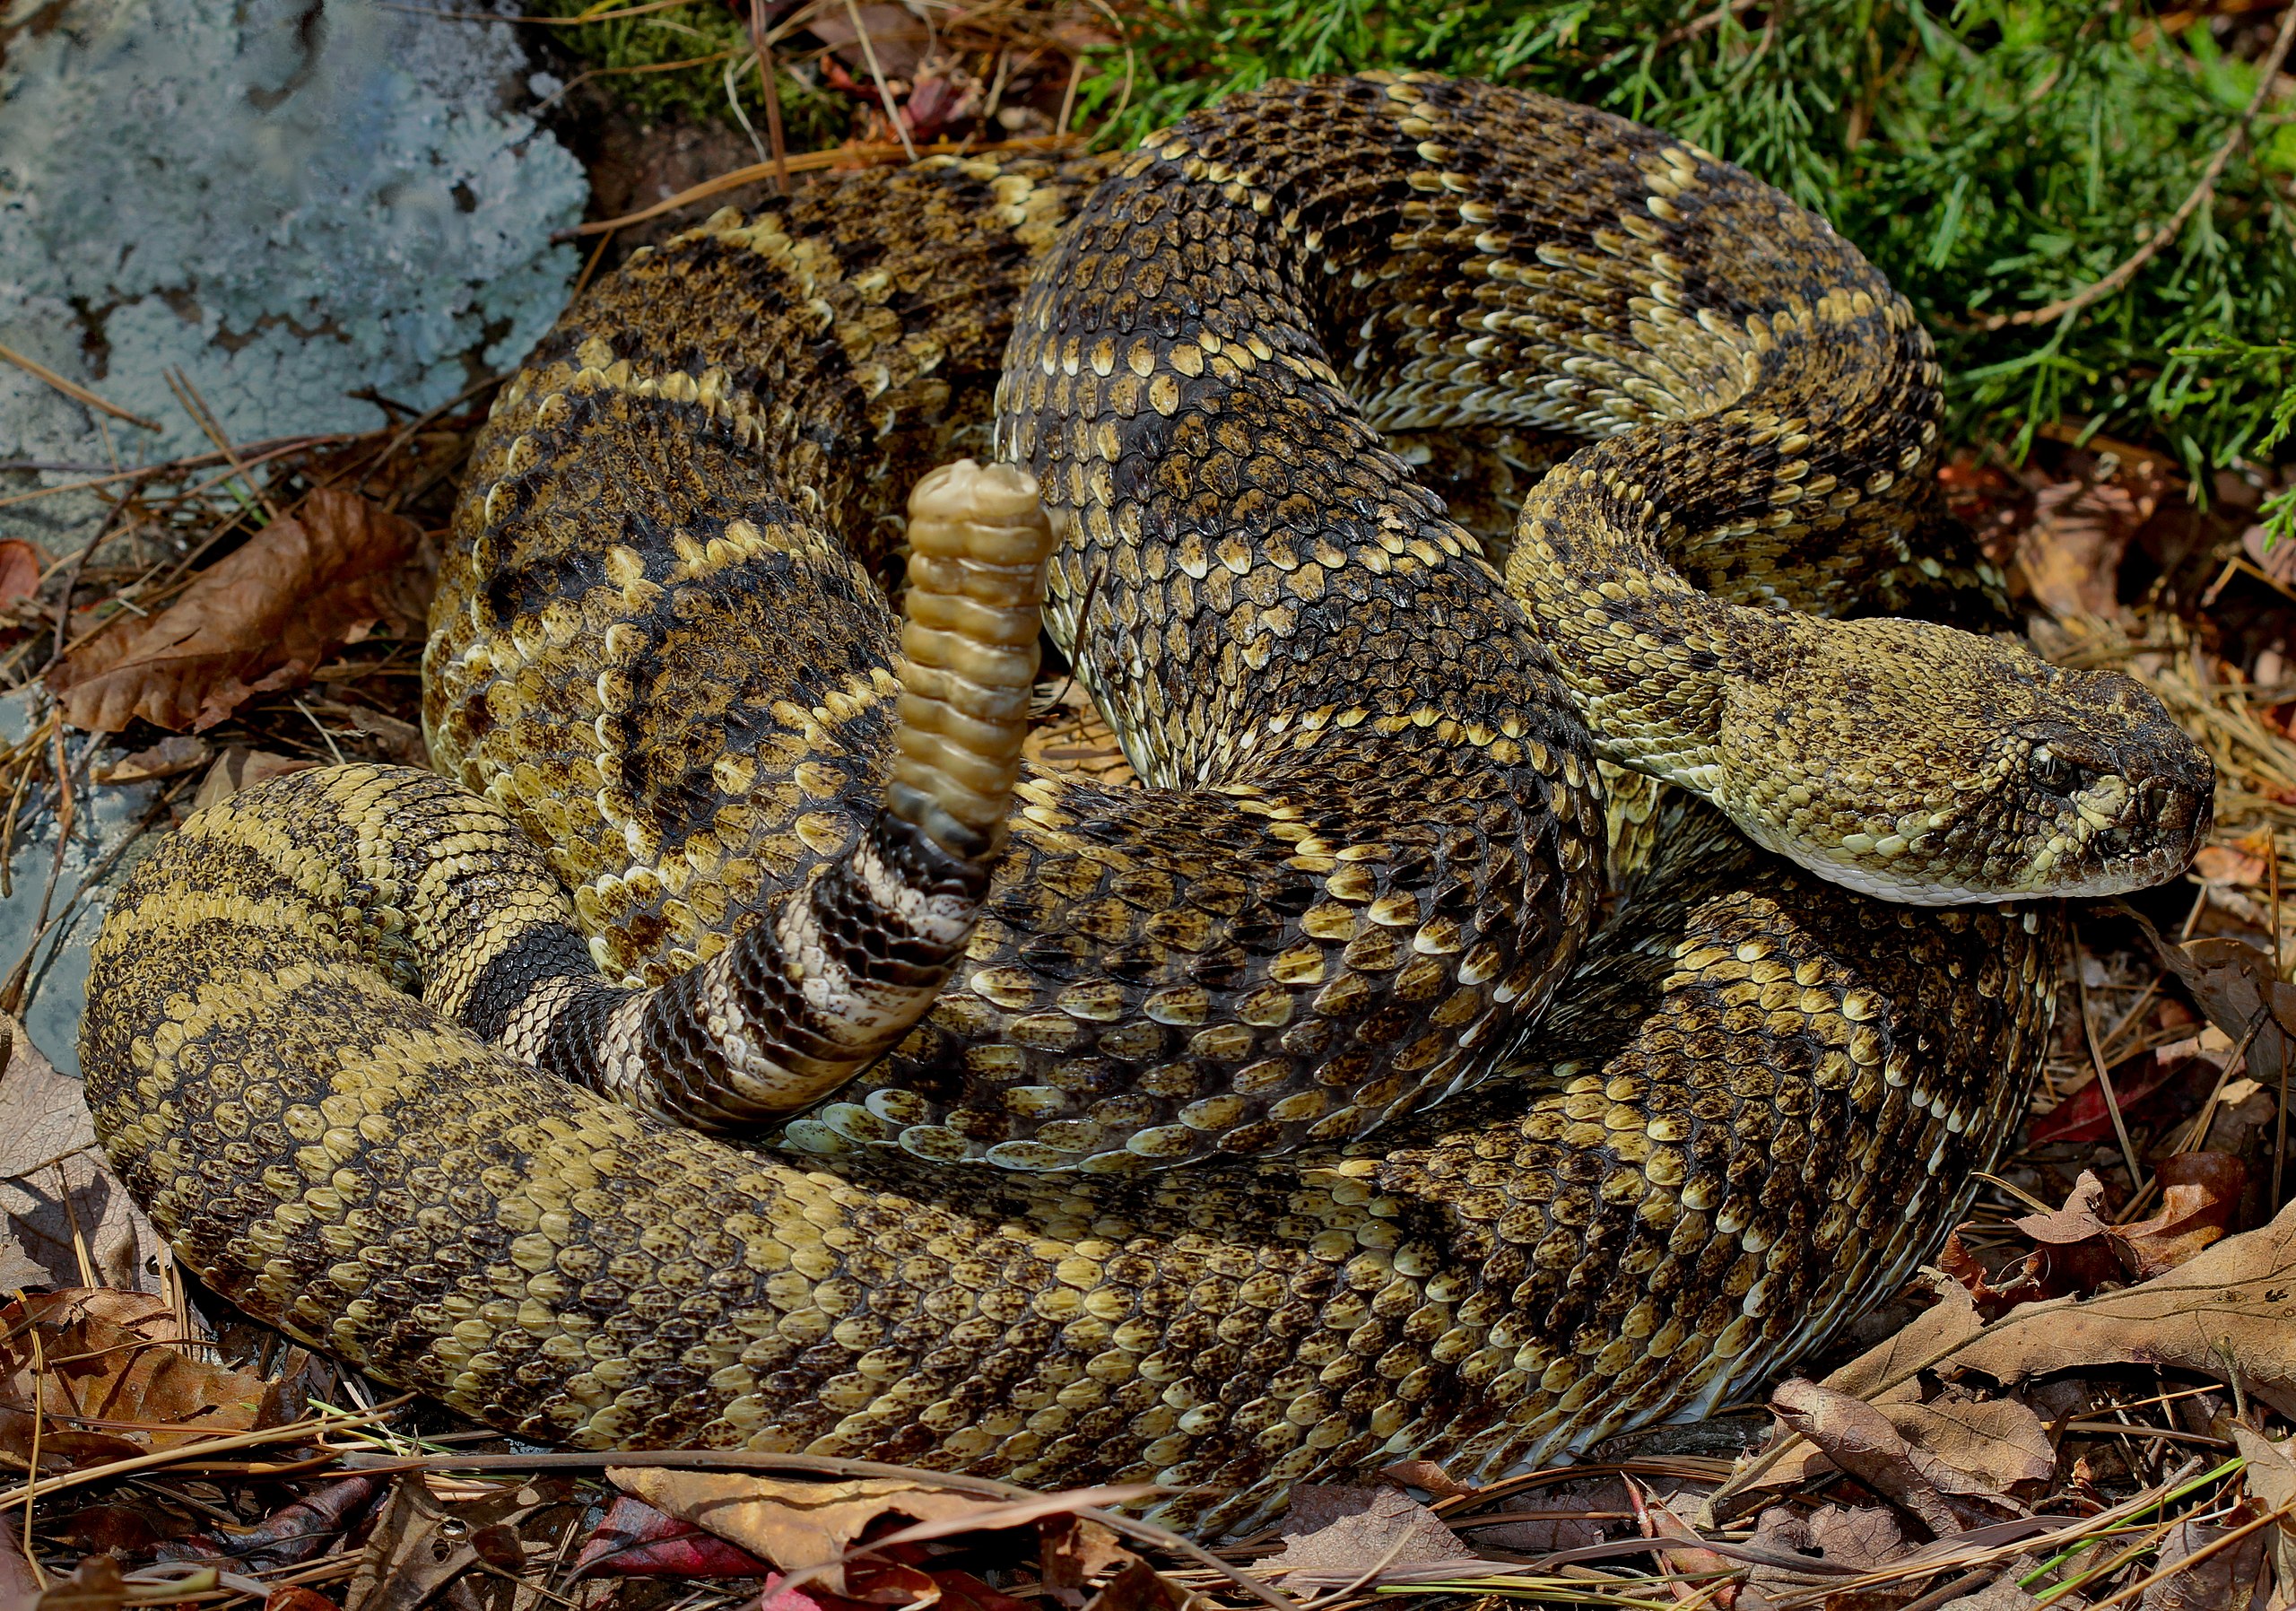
left=1079, top=0, right=2296, bottom=488
left=526, top=1, right=848, bottom=142
left=535, top=0, right=2296, bottom=486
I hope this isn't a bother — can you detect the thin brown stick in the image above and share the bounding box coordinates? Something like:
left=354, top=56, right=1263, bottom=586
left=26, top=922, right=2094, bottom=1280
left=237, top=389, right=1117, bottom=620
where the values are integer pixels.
left=2084, top=1496, right=2296, bottom=1609
left=2170, top=1006, right=2268, bottom=1157
left=751, top=0, right=792, bottom=195
left=1598, top=0, right=1761, bottom=67
left=2075, top=927, right=2147, bottom=1193
left=21, top=1327, right=42, bottom=1589
left=846, top=0, right=919, bottom=161
left=0, top=342, right=161, bottom=433
left=0, top=1398, right=416, bottom=1513
left=572, top=227, right=618, bottom=305
left=165, top=370, right=283, bottom=524
left=1984, top=0, right=2296, bottom=329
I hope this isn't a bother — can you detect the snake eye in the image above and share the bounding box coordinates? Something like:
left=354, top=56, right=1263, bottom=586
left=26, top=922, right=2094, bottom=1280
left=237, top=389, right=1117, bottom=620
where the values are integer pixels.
left=2029, top=745, right=2083, bottom=796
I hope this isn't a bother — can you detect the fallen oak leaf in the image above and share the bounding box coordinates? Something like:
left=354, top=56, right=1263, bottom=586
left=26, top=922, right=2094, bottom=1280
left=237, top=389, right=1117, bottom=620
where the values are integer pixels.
left=1941, top=1195, right=2296, bottom=1417
left=1886, top=1389, right=2054, bottom=1498
left=2124, top=910, right=2296, bottom=1115
left=165, top=1475, right=385, bottom=1572
left=1078, top=1560, right=1187, bottom=1611
left=2142, top=1516, right=2270, bottom=1610
left=1937, top=1173, right=2123, bottom=1318
left=1040, top=1513, right=1135, bottom=1602
left=91, top=736, right=209, bottom=786
left=0, top=1526, right=39, bottom=1607
left=2231, top=1425, right=2296, bottom=1606
left=2015, top=477, right=2150, bottom=621
left=1736, top=1276, right=1990, bottom=1493
left=1378, top=1459, right=1474, bottom=1500
left=0, top=1015, right=166, bottom=1294
left=1264, top=1485, right=1465, bottom=1579
left=1623, top=1479, right=1740, bottom=1606
left=606, top=1471, right=1155, bottom=1595
left=2012, top=1171, right=2111, bottom=1243
left=1767, top=1380, right=1962, bottom=1537
left=0, top=1288, right=299, bottom=1453
left=24, top=1554, right=126, bottom=1611
left=48, top=486, right=421, bottom=734
left=189, top=747, right=315, bottom=811
left=257, top=1589, right=341, bottom=1611
left=2113, top=1153, right=2247, bottom=1279
left=1742, top=1505, right=1908, bottom=1602
left=2195, top=844, right=2270, bottom=887
left=342, top=1477, right=476, bottom=1611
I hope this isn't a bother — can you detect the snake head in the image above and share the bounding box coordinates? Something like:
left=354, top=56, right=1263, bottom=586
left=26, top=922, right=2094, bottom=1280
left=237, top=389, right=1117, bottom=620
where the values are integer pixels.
left=1718, top=620, right=2214, bottom=904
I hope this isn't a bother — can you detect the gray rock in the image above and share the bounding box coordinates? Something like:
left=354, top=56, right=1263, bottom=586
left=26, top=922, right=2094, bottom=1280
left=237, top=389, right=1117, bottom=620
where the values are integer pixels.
left=0, top=0, right=586, bottom=542
left=0, top=688, right=165, bottom=1076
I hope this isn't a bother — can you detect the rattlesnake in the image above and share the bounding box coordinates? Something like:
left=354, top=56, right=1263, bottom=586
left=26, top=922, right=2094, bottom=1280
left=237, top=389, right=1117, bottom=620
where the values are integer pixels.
left=82, top=75, right=2211, bottom=1535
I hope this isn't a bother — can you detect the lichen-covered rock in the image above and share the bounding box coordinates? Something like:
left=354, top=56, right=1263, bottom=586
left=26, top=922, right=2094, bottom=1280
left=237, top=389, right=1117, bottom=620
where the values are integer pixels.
left=0, top=0, right=586, bottom=541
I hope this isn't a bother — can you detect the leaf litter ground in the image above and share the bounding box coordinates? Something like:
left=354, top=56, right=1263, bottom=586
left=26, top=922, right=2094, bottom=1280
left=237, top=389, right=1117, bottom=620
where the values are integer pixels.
left=6, top=2, right=2296, bottom=1607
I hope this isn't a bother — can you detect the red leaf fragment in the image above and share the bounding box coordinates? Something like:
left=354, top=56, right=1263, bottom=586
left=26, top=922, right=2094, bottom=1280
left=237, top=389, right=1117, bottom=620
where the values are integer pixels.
left=2028, top=1056, right=2187, bottom=1144
left=574, top=1494, right=778, bottom=1579
left=0, top=541, right=41, bottom=608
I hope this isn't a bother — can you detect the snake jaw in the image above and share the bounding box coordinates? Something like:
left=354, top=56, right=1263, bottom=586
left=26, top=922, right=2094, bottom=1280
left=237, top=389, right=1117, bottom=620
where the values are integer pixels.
left=1996, top=705, right=2216, bottom=899
left=1705, top=624, right=2214, bottom=904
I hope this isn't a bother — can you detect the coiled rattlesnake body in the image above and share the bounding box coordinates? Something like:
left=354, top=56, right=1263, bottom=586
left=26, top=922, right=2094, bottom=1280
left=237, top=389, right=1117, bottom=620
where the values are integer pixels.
left=83, top=76, right=2210, bottom=1534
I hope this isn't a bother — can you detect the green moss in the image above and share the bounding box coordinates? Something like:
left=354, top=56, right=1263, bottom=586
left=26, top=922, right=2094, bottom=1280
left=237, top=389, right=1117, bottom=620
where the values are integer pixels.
left=1079, top=0, right=2296, bottom=480
left=526, top=1, right=846, bottom=143
left=533, top=0, right=2295, bottom=477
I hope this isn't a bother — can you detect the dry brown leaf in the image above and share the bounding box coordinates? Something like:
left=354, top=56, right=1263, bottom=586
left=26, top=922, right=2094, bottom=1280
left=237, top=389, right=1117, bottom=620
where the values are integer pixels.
left=1890, top=1390, right=2054, bottom=1498
left=1626, top=1482, right=1741, bottom=1596
left=1743, top=1504, right=1906, bottom=1602
left=1379, top=1459, right=1474, bottom=1500
left=0, top=1287, right=298, bottom=1453
left=1748, top=1278, right=1985, bottom=1490
left=2131, top=915, right=2296, bottom=1112
left=0, top=542, right=41, bottom=610
left=1768, top=1380, right=1961, bottom=1536
left=2143, top=1517, right=2270, bottom=1609
left=606, top=1471, right=1009, bottom=1591
left=1831, top=1278, right=1987, bottom=1398
left=1464, top=1476, right=1627, bottom=1553
left=2196, top=843, right=2270, bottom=886
left=1040, top=1515, right=1135, bottom=1598
left=1264, top=1485, right=1465, bottom=1580
left=2017, top=478, right=2151, bottom=620
left=2234, top=1426, right=2296, bottom=1609
left=189, top=746, right=316, bottom=811
left=2117, top=1154, right=2248, bottom=1278
left=0, top=1016, right=165, bottom=1294
left=1080, top=1560, right=1186, bottom=1611
left=2248, top=520, right=2296, bottom=586
left=0, top=1526, right=40, bottom=1607
left=91, top=736, right=209, bottom=786
left=343, top=1478, right=479, bottom=1611
left=22, top=1554, right=125, bottom=1611
left=49, top=486, right=421, bottom=733
left=1937, top=1579, right=2038, bottom=1610
left=1945, top=1196, right=2296, bottom=1416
